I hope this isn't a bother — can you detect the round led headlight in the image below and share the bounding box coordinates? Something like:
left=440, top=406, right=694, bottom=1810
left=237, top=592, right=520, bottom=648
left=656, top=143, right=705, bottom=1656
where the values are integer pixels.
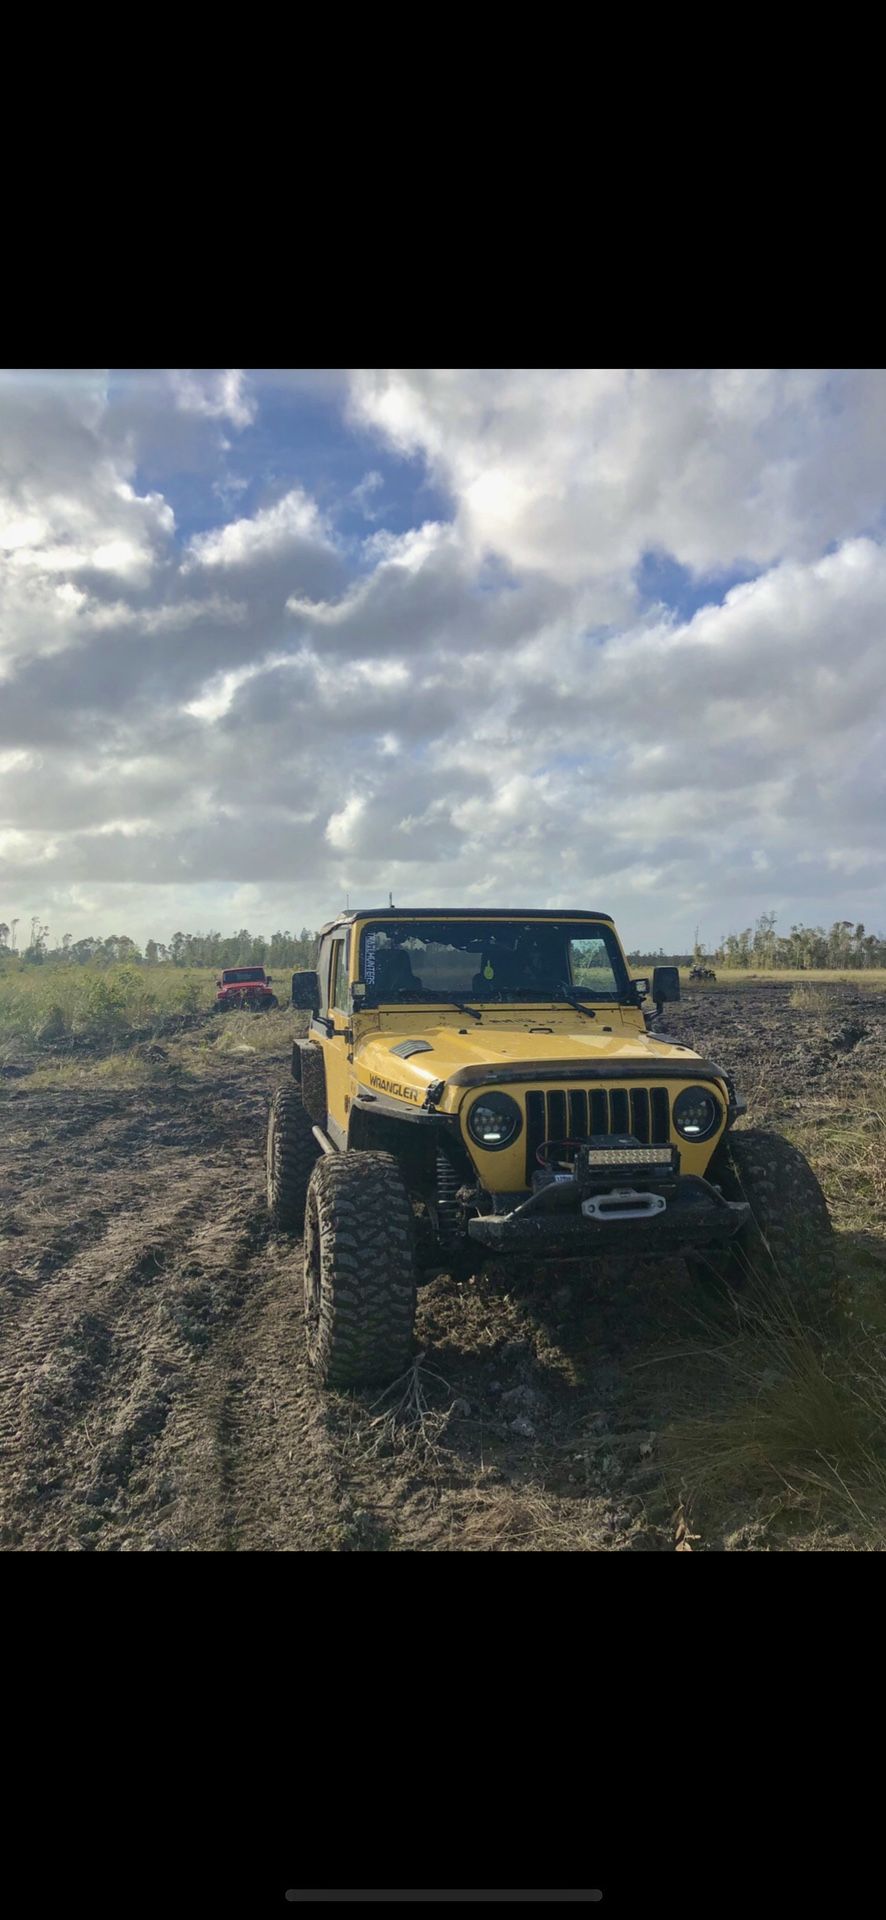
left=673, top=1086, right=721, bottom=1142
left=466, top=1091, right=522, bottom=1151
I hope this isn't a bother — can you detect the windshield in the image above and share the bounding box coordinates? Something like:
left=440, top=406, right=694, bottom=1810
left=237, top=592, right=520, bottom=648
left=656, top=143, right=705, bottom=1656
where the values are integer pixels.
left=222, top=968, right=265, bottom=983
left=359, top=920, right=629, bottom=1006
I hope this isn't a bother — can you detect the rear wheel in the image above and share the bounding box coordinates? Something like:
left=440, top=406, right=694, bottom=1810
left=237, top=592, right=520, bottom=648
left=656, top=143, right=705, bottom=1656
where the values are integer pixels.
left=303, top=1152, right=418, bottom=1388
left=688, top=1126, right=837, bottom=1318
left=266, top=1084, right=319, bottom=1229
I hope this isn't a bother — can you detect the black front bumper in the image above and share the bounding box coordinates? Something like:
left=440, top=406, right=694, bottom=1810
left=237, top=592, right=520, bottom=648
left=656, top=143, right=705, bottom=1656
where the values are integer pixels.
left=466, top=1176, right=750, bottom=1259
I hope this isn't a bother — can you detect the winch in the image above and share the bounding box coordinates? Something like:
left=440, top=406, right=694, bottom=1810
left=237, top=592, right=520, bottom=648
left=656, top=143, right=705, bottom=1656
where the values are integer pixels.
left=531, top=1134, right=680, bottom=1199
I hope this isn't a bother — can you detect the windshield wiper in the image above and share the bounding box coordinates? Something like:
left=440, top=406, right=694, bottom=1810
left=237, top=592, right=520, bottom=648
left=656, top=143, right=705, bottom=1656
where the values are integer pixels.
left=556, top=986, right=597, bottom=1019
left=450, top=1001, right=482, bottom=1022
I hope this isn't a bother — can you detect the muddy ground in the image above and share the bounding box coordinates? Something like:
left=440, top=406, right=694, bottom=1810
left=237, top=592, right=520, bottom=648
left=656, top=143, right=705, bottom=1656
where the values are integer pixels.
left=2, top=985, right=885, bottom=1551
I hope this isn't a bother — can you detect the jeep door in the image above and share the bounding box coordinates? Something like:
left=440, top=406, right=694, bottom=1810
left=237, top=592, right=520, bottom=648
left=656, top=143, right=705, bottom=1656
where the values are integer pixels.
left=320, top=933, right=352, bottom=1145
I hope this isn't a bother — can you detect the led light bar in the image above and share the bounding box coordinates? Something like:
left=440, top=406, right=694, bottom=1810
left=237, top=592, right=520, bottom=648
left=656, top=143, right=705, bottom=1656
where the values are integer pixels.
left=583, top=1147, right=673, bottom=1165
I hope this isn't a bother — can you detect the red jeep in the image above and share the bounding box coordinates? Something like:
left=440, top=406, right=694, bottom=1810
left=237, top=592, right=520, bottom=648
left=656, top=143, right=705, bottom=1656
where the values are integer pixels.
left=214, top=966, right=279, bottom=1012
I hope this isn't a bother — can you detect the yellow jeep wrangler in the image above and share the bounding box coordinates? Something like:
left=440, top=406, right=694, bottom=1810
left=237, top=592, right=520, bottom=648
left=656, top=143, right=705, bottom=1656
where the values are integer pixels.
left=266, top=909, right=835, bottom=1387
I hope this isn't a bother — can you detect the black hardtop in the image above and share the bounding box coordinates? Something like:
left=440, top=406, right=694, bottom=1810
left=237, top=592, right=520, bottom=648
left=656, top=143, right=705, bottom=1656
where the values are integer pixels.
left=317, top=907, right=616, bottom=938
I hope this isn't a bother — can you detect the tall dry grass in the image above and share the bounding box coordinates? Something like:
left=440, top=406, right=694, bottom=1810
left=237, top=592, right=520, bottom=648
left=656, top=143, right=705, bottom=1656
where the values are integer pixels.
left=0, top=963, right=217, bottom=1050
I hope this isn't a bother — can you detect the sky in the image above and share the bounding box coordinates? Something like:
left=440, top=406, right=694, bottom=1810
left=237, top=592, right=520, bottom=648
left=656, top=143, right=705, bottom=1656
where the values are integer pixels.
left=1, top=366, right=885, bottom=953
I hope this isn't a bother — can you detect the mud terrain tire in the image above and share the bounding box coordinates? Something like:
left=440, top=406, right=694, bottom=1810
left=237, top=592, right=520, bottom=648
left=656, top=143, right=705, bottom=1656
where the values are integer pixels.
left=690, top=1126, right=837, bottom=1317
left=267, top=1085, right=319, bottom=1229
left=303, top=1152, right=417, bottom=1388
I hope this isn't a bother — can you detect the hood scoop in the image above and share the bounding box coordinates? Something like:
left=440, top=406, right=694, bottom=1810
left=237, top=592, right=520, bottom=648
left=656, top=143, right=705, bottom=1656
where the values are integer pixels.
left=389, top=1038, right=434, bottom=1059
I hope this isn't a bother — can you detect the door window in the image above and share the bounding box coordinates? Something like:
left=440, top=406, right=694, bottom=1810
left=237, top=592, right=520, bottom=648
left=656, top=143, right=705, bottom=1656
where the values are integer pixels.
left=315, top=937, right=334, bottom=1013
left=331, top=937, right=349, bottom=1015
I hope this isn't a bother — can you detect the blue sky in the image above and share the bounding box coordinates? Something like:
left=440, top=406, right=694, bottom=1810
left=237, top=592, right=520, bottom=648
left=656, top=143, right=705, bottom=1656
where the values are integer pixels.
left=1, top=367, right=885, bottom=950
left=634, top=550, right=758, bottom=622
left=112, top=370, right=453, bottom=554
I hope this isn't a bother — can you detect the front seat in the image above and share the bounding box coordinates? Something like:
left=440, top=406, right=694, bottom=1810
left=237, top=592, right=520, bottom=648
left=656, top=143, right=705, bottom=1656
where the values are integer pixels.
left=373, top=947, right=422, bottom=995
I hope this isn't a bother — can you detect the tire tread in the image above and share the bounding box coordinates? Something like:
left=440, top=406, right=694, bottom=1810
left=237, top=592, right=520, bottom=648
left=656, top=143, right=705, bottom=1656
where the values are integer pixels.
left=304, top=1151, right=417, bottom=1387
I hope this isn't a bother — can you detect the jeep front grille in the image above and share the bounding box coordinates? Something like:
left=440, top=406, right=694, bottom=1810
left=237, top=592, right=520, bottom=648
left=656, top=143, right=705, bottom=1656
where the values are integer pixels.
left=524, top=1086, right=671, bottom=1181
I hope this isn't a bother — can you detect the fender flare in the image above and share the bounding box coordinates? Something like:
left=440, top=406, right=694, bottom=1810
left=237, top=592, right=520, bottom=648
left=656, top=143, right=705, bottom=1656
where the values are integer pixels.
left=292, top=1039, right=327, bottom=1125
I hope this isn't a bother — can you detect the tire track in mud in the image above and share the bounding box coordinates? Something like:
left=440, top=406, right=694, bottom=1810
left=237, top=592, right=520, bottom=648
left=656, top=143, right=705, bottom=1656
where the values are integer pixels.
left=1, top=1169, right=228, bottom=1545
left=167, top=1231, right=347, bottom=1552
left=0, top=1071, right=349, bottom=1551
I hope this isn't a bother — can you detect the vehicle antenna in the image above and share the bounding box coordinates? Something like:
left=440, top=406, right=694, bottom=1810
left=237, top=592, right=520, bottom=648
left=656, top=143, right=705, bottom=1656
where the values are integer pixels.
left=389, top=892, right=395, bottom=908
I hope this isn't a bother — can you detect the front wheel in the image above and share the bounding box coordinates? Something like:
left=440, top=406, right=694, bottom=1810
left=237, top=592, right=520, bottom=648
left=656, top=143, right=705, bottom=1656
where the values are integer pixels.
left=303, top=1152, right=418, bottom=1388
left=266, top=1084, right=319, bottom=1228
left=688, top=1126, right=838, bottom=1319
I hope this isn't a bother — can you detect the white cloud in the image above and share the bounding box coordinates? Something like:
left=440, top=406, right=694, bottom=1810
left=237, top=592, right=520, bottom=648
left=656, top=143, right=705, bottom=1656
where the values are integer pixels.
left=326, top=795, right=366, bottom=850
left=170, top=369, right=256, bottom=430
left=0, top=478, right=172, bottom=591
left=348, top=368, right=886, bottom=582
left=186, top=487, right=330, bottom=569
left=360, top=521, right=449, bottom=572
left=349, top=469, right=384, bottom=519
left=185, top=667, right=260, bottom=723
left=0, top=386, right=179, bottom=678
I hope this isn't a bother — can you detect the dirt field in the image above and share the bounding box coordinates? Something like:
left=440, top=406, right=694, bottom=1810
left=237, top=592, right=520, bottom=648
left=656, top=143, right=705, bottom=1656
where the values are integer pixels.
left=2, top=984, right=885, bottom=1551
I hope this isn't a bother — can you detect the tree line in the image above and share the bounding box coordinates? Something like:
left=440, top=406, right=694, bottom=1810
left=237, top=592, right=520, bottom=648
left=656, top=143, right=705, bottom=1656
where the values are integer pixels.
left=709, top=914, right=886, bottom=970
left=630, top=915, right=886, bottom=972
left=0, top=921, right=320, bottom=970
left=3, top=911, right=885, bottom=974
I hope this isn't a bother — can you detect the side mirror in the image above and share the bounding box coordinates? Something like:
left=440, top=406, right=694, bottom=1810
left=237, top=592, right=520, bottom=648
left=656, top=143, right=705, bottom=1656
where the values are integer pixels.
left=652, top=965, right=681, bottom=1013
left=266, top=975, right=273, bottom=984
left=291, top=968, right=320, bottom=1011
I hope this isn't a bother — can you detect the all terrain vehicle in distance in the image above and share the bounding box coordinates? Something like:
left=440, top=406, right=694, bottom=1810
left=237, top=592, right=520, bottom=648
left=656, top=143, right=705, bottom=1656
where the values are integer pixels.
left=689, top=965, right=718, bottom=983
left=215, top=966, right=278, bottom=1012
left=266, top=910, right=836, bottom=1386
